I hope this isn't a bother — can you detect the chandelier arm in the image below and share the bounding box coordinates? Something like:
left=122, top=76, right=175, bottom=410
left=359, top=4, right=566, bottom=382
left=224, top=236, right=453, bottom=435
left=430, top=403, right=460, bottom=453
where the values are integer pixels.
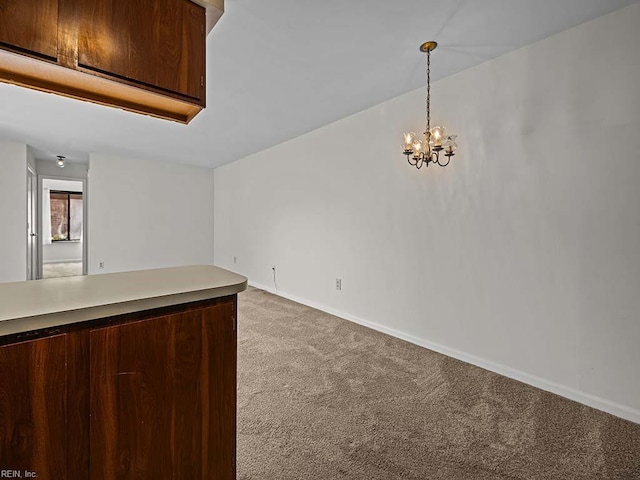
left=436, top=153, right=451, bottom=167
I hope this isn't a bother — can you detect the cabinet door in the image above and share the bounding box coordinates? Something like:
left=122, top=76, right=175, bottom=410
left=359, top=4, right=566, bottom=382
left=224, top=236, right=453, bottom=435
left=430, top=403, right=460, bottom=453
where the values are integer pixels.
left=0, top=335, right=67, bottom=479
left=89, top=303, right=236, bottom=479
left=0, top=0, right=59, bottom=59
left=77, top=0, right=205, bottom=100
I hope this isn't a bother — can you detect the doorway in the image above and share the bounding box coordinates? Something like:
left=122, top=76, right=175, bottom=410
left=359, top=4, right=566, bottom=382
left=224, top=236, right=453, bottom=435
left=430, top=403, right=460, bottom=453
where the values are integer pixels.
left=38, top=176, right=87, bottom=279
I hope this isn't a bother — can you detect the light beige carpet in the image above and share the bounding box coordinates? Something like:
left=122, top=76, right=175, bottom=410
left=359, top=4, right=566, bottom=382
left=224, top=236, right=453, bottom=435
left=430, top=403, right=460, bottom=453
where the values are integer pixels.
left=42, top=261, right=83, bottom=278
left=237, top=287, right=640, bottom=480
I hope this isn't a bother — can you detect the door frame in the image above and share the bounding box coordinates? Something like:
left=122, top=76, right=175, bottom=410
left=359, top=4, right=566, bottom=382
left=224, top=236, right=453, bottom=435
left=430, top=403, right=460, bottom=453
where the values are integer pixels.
left=37, top=174, right=89, bottom=278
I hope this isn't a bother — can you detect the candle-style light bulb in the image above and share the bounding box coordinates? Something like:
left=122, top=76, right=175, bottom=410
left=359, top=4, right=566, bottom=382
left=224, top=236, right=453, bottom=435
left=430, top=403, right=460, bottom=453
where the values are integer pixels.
left=443, top=134, right=458, bottom=155
left=412, top=140, right=423, bottom=157
left=403, top=132, right=415, bottom=153
left=430, top=126, right=445, bottom=147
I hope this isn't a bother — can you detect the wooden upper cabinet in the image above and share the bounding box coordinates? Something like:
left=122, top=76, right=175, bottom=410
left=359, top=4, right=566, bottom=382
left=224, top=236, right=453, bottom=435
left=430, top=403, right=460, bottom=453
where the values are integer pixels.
left=0, top=0, right=59, bottom=59
left=0, top=0, right=211, bottom=122
left=77, top=0, right=205, bottom=100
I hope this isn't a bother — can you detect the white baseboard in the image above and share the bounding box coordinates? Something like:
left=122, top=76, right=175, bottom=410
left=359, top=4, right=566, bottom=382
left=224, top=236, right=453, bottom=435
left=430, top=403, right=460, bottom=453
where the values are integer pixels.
left=248, top=281, right=640, bottom=425
left=43, top=259, right=82, bottom=265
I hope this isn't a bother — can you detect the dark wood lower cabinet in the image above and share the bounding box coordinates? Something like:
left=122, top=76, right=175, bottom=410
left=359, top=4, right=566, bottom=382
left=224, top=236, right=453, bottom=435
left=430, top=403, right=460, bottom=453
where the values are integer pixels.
left=0, top=296, right=236, bottom=480
left=0, top=335, right=67, bottom=479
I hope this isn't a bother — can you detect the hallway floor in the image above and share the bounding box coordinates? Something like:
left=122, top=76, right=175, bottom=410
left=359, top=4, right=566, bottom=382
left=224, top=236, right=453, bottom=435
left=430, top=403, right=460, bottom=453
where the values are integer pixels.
left=43, top=261, right=82, bottom=278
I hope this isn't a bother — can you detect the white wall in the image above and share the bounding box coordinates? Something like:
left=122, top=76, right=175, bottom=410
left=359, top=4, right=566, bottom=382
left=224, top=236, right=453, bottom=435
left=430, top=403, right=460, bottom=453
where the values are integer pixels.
left=43, top=242, right=83, bottom=263
left=88, top=153, right=214, bottom=274
left=27, top=147, right=36, bottom=173
left=42, top=178, right=83, bottom=192
left=214, top=4, right=640, bottom=422
left=0, top=141, right=27, bottom=283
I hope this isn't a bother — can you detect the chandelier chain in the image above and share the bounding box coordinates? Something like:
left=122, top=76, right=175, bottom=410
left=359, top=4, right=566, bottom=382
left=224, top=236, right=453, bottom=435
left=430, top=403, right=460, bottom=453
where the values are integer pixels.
left=425, top=50, right=431, bottom=139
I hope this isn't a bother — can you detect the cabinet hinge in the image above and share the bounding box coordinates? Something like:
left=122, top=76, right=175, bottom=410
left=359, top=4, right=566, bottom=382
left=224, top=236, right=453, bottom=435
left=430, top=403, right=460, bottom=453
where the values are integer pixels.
left=201, top=76, right=204, bottom=87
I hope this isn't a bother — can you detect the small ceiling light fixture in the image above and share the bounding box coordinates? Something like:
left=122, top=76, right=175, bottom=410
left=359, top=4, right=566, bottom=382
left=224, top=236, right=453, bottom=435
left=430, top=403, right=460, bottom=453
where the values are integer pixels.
left=402, top=41, right=458, bottom=169
left=56, top=155, right=66, bottom=168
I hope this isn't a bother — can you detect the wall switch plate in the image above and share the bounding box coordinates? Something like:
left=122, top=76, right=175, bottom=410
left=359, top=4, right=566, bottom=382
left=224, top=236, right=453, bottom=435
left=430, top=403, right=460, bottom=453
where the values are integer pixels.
left=336, top=278, right=342, bottom=290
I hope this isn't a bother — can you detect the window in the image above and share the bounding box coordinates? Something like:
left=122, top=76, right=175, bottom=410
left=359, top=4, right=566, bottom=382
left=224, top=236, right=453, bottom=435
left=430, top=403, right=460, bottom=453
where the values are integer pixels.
left=50, top=190, right=83, bottom=241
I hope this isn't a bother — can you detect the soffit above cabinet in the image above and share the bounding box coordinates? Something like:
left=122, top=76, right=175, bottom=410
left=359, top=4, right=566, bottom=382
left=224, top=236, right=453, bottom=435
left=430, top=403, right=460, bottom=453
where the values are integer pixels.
left=192, top=0, right=225, bottom=33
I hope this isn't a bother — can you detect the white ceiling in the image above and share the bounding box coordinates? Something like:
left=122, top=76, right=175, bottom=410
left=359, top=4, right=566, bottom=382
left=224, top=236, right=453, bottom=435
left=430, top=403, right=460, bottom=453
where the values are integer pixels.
left=0, top=0, right=637, bottom=168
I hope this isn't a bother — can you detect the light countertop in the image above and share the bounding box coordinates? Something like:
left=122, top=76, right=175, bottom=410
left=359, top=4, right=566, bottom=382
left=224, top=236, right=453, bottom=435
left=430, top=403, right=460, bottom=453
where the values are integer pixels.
left=0, top=265, right=247, bottom=337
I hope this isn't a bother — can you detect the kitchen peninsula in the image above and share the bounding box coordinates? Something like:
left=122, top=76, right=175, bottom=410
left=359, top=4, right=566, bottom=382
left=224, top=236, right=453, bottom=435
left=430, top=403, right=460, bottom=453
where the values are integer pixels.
left=0, top=265, right=247, bottom=480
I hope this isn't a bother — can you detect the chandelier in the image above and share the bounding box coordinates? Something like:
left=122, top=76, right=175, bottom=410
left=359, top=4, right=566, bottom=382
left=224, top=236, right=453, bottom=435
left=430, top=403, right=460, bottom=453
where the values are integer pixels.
left=402, top=41, right=458, bottom=169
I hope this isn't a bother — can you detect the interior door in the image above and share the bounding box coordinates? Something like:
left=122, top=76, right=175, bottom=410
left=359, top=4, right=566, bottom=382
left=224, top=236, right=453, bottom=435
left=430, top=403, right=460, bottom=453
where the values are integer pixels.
left=26, top=168, right=37, bottom=280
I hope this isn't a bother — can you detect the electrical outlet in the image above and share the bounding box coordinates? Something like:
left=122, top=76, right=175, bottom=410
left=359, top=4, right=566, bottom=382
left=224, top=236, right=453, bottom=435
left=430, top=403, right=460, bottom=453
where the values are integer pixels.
left=233, top=256, right=237, bottom=264
left=336, top=278, right=342, bottom=291
left=99, top=261, right=105, bottom=269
